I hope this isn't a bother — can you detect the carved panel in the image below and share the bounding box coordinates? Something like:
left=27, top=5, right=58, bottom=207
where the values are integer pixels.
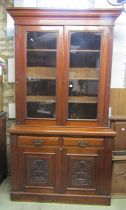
left=30, top=159, right=48, bottom=184
left=26, top=155, right=49, bottom=185
left=71, top=158, right=94, bottom=187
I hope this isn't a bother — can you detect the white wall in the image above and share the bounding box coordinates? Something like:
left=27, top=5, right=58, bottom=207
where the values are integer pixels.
left=14, top=0, right=95, bottom=9
left=111, top=12, right=126, bottom=88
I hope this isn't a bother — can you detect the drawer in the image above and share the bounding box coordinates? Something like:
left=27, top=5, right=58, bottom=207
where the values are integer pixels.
left=63, top=137, right=104, bottom=147
left=18, top=136, right=60, bottom=146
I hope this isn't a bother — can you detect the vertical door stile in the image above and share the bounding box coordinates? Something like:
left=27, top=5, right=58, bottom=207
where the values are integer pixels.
left=55, top=146, right=67, bottom=194
left=56, top=26, right=64, bottom=125
left=62, top=26, right=70, bottom=125
left=55, top=147, right=62, bottom=193
left=16, top=26, right=27, bottom=124
left=97, top=27, right=111, bottom=126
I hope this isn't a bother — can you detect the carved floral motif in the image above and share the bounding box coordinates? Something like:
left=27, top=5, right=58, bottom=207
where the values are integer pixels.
left=71, top=159, right=92, bottom=186
left=30, top=159, right=49, bottom=184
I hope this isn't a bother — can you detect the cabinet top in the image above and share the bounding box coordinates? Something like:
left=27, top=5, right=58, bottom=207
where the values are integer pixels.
left=9, top=125, right=116, bottom=137
left=7, top=8, right=122, bottom=26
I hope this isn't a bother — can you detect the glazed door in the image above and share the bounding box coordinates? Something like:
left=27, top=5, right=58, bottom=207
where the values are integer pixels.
left=62, top=26, right=111, bottom=126
left=15, top=26, right=63, bottom=125
left=16, top=25, right=111, bottom=126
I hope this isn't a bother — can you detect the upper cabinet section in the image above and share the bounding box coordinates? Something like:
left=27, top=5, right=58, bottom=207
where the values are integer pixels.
left=7, top=8, right=122, bottom=126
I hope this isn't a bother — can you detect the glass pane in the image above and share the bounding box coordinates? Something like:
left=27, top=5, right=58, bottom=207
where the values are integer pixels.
left=68, top=31, right=101, bottom=120
left=27, top=79, right=56, bottom=96
left=69, top=80, right=98, bottom=96
left=27, top=102, right=56, bottom=118
left=27, top=32, right=57, bottom=49
left=27, top=51, right=56, bottom=67
left=26, top=31, right=57, bottom=119
left=70, top=52, right=100, bottom=68
left=68, top=103, right=97, bottom=119
left=70, top=32, right=101, bottom=50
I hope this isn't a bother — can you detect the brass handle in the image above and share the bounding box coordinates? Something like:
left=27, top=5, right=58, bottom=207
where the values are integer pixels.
left=78, top=140, right=88, bottom=148
left=33, top=139, right=45, bottom=146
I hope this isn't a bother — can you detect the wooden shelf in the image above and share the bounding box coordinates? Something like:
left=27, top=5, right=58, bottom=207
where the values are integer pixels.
left=27, top=96, right=56, bottom=103
left=70, top=49, right=100, bottom=52
left=27, top=95, right=97, bottom=104
left=27, top=49, right=56, bottom=52
left=69, top=68, right=99, bottom=80
left=69, top=78, right=99, bottom=80
left=27, top=67, right=99, bottom=80
left=68, top=96, right=97, bottom=103
left=27, top=67, right=56, bottom=79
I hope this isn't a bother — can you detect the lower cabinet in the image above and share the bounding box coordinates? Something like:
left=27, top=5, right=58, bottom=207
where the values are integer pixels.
left=10, top=134, right=113, bottom=205
left=61, top=137, right=109, bottom=196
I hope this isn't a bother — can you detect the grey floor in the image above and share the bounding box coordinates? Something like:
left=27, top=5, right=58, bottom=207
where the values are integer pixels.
left=0, top=178, right=126, bottom=210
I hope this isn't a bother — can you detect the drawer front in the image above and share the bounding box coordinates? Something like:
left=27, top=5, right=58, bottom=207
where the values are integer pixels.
left=63, top=137, right=104, bottom=147
left=18, top=136, right=60, bottom=146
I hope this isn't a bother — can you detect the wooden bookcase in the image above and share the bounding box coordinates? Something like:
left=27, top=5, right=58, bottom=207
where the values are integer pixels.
left=8, top=8, right=121, bottom=205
